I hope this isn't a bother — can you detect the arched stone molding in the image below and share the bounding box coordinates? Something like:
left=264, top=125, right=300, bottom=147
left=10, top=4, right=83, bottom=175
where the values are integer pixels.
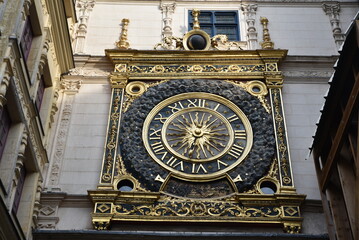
left=322, top=1, right=345, bottom=50
left=73, top=0, right=96, bottom=54
left=241, top=3, right=258, bottom=50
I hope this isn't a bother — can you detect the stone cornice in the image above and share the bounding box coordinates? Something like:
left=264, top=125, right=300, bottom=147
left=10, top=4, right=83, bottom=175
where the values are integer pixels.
left=281, top=55, right=337, bottom=83
left=95, top=0, right=357, bottom=4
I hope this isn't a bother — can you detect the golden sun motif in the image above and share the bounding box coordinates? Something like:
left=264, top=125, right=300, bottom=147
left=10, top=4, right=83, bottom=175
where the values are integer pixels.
left=164, top=109, right=232, bottom=162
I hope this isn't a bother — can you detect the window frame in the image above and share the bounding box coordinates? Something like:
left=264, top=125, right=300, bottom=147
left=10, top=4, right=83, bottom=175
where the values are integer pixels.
left=0, top=106, right=11, bottom=161
left=35, top=74, right=46, bottom=111
left=12, top=165, right=27, bottom=214
left=188, top=10, right=240, bottom=41
left=20, top=17, right=34, bottom=61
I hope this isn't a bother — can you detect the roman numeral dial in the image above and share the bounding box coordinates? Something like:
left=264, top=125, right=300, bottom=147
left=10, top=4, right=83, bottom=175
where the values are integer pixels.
left=143, top=92, right=253, bottom=181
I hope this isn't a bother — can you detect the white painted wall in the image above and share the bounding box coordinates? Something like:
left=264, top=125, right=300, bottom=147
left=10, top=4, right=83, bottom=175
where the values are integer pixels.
left=283, top=83, right=329, bottom=199
left=84, top=1, right=358, bottom=55
left=58, top=83, right=110, bottom=194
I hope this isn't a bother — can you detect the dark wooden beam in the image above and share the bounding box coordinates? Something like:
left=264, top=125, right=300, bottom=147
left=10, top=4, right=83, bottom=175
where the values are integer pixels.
left=319, top=74, right=359, bottom=191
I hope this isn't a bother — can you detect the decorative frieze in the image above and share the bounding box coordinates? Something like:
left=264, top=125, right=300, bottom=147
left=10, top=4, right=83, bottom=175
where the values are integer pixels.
left=73, top=0, right=96, bottom=53
left=322, top=2, right=344, bottom=49
left=241, top=4, right=258, bottom=50
left=47, top=79, right=82, bottom=187
left=68, top=67, right=110, bottom=77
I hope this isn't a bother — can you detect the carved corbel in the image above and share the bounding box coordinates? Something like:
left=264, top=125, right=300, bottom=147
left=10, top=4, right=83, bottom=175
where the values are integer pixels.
left=322, top=2, right=344, bottom=49
left=32, top=178, right=43, bottom=224
left=109, top=72, right=128, bottom=89
left=0, top=70, right=11, bottom=108
left=60, top=79, right=82, bottom=94
left=22, top=0, right=32, bottom=20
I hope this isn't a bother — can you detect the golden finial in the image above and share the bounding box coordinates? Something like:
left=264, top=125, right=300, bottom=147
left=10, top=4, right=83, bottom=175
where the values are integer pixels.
left=260, top=17, right=274, bottom=49
left=116, top=18, right=130, bottom=49
left=192, top=9, right=200, bottom=30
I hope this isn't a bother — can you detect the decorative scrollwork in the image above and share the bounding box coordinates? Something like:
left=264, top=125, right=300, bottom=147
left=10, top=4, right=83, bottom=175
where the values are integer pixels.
left=113, top=199, right=282, bottom=218
left=127, top=64, right=265, bottom=74
left=270, top=88, right=293, bottom=187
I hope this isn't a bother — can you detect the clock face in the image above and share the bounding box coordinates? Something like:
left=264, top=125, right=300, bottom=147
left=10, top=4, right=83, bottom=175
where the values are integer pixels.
left=120, top=79, right=275, bottom=194
left=143, top=92, right=253, bottom=181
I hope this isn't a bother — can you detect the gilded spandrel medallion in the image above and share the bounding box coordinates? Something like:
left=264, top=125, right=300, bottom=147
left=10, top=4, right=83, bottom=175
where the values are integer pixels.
left=143, top=93, right=253, bottom=181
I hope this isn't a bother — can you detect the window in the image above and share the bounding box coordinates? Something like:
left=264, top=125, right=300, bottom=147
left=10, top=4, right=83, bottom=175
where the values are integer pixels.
left=189, top=10, right=240, bottom=41
left=21, top=17, right=34, bottom=61
left=12, top=165, right=26, bottom=214
left=35, top=75, right=45, bottom=111
left=0, top=107, right=11, bottom=160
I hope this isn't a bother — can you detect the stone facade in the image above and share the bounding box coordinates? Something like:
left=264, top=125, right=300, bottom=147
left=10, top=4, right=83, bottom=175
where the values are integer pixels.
left=0, top=0, right=75, bottom=239
left=0, top=0, right=358, bottom=239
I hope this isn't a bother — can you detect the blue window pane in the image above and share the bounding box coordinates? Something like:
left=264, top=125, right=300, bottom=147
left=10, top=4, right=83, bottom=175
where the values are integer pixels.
left=216, top=26, right=237, bottom=41
left=200, top=26, right=212, bottom=36
left=198, top=13, right=212, bottom=24
left=215, top=13, right=236, bottom=23
left=188, top=10, right=240, bottom=41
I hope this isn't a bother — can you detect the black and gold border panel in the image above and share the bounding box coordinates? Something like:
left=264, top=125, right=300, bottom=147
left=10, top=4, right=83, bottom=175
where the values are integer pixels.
left=269, top=88, right=295, bottom=189
left=99, top=88, right=124, bottom=186
left=90, top=196, right=304, bottom=233
left=115, top=63, right=265, bottom=79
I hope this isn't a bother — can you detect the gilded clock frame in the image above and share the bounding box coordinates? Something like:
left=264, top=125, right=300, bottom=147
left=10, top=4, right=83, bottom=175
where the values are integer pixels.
left=88, top=49, right=305, bottom=234
left=142, top=92, right=253, bottom=181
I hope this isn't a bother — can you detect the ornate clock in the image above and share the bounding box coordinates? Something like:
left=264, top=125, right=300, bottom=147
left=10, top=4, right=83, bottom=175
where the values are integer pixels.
left=120, top=79, right=275, bottom=197
left=143, top=92, right=253, bottom=180
left=90, top=47, right=306, bottom=233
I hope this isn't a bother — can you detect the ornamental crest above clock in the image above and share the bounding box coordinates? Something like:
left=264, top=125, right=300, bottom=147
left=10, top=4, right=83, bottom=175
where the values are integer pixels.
left=119, top=79, right=275, bottom=198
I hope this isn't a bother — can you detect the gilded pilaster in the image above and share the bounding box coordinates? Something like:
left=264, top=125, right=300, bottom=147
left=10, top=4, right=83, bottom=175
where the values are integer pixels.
left=263, top=58, right=296, bottom=193
left=98, top=84, right=124, bottom=188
